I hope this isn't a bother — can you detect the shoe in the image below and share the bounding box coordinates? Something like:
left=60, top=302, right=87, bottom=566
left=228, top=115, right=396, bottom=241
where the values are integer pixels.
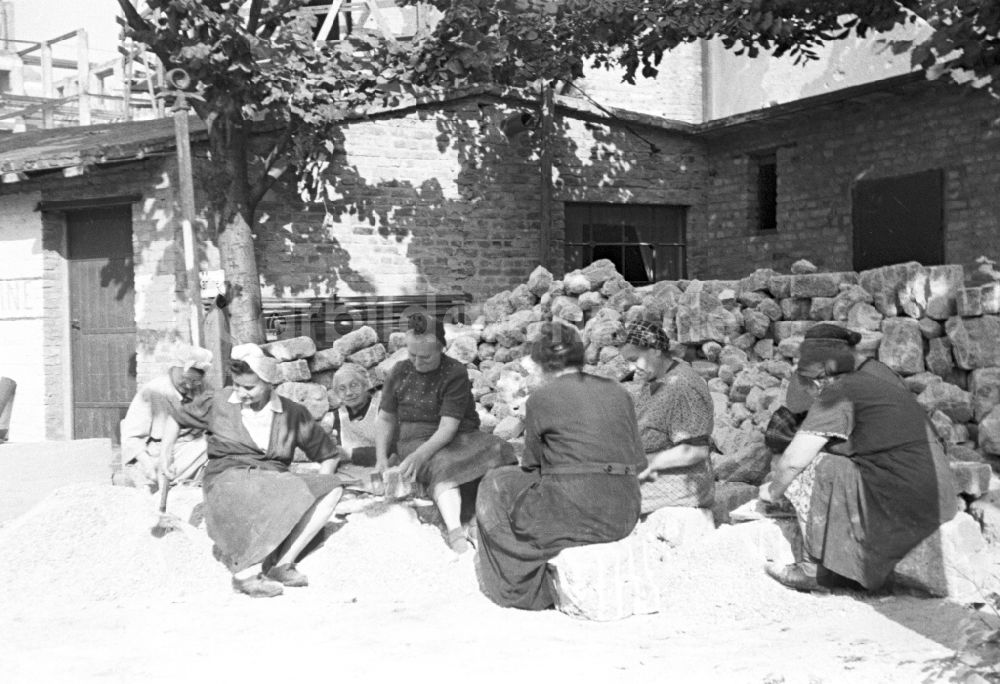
left=232, top=574, right=284, bottom=598
left=266, top=563, right=309, bottom=587
left=445, top=528, right=470, bottom=555
left=765, top=562, right=826, bottom=593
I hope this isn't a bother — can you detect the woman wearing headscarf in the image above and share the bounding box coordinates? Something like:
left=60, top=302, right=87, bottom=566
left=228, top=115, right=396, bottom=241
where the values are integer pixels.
left=162, top=343, right=348, bottom=598
left=330, top=363, right=381, bottom=467
left=375, top=313, right=515, bottom=553
left=619, top=321, right=715, bottom=513
left=475, top=321, right=646, bottom=611
left=760, top=330, right=958, bottom=593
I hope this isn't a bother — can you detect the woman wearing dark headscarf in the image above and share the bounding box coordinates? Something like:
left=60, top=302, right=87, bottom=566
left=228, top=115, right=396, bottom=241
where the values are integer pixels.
left=475, top=321, right=646, bottom=610
left=375, top=313, right=515, bottom=553
left=619, top=321, right=715, bottom=513
left=760, top=330, right=958, bottom=593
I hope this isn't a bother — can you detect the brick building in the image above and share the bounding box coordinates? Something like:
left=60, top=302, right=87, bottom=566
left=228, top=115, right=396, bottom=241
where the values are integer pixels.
left=0, top=74, right=998, bottom=441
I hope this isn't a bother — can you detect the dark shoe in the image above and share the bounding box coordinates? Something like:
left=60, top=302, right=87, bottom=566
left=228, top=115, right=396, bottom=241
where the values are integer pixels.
left=445, top=528, right=470, bottom=555
left=266, top=563, right=309, bottom=587
left=232, top=574, right=283, bottom=598
left=765, top=562, right=826, bottom=593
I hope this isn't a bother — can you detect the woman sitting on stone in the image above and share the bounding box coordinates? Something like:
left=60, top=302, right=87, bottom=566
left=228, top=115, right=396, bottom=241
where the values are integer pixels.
left=375, top=313, right=514, bottom=553
left=161, top=343, right=347, bottom=598
left=475, top=321, right=646, bottom=611
left=619, top=321, right=715, bottom=514
left=760, top=332, right=958, bottom=593
left=331, top=363, right=380, bottom=467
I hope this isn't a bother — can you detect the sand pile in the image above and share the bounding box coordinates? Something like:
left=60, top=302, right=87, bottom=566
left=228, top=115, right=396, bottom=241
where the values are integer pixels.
left=305, top=500, right=479, bottom=606
left=0, top=483, right=227, bottom=611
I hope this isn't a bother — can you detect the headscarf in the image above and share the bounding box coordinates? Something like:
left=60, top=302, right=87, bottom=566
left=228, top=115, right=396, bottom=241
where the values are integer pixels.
left=786, top=324, right=858, bottom=413
left=231, top=343, right=281, bottom=384
left=621, top=320, right=671, bottom=353
left=169, top=344, right=212, bottom=373
left=407, top=312, right=447, bottom=348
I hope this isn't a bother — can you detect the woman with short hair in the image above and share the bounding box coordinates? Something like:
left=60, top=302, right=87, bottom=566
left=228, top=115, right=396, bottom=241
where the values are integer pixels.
left=619, top=320, right=715, bottom=513
left=475, top=321, right=646, bottom=610
left=331, top=362, right=380, bottom=467
left=375, top=313, right=514, bottom=553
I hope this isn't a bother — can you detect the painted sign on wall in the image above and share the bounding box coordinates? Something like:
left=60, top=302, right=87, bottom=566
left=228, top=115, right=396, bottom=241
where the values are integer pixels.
left=0, top=278, right=42, bottom=319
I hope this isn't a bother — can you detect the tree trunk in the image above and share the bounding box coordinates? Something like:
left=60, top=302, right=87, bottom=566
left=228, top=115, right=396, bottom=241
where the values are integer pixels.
left=213, top=123, right=266, bottom=344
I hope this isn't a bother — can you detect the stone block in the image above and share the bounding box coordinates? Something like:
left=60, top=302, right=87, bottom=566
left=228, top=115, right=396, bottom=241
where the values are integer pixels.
left=779, top=298, right=812, bottom=321
left=957, top=287, right=984, bottom=317
left=308, top=347, right=345, bottom=373
left=493, top=415, right=525, bottom=441
left=777, top=336, right=803, bottom=359
left=509, top=283, right=536, bottom=311
left=711, top=427, right=770, bottom=484
left=753, top=338, right=775, bottom=360
left=980, top=406, right=1000, bottom=456
left=740, top=268, right=779, bottom=293
left=858, top=261, right=924, bottom=318
left=847, top=302, right=883, bottom=331
left=446, top=335, right=479, bottom=365
left=982, top=282, right=1000, bottom=315
left=808, top=297, right=835, bottom=321
left=581, top=259, right=620, bottom=289
left=331, top=325, right=378, bottom=357
left=719, top=345, right=749, bottom=371
left=947, top=444, right=984, bottom=463
left=608, top=285, right=641, bottom=312
left=760, top=359, right=795, bottom=379
left=701, top=341, right=722, bottom=362
left=950, top=461, right=991, bottom=498
left=791, top=272, right=855, bottom=298
left=262, top=336, right=317, bottom=362
left=598, top=346, right=621, bottom=364
left=589, top=355, right=632, bottom=382
left=675, top=290, right=740, bottom=344
left=946, top=315, right=1000, bottom=370
left=637, top=506, right=716, bottom=548
left=275, top=382, right=329, bottom=420
left=550, top=295, right=584, bottom=323
left=893, top=512, right=996, bottom=602
left=853, top=329, right=883, bottom=354
left=773, top=321, right=813, bottom=342
left=483, top=291, right=515, bottom=323
left=387, top=331, right=407, bottom=354
left=578, top=290, right=605, bottom=312
left=738, top=290, right=767, bottom=308
left=831, top=285, right=875, bottom=322
left=713, top=517, right=803, bottom=566
left=878, top=317, right=924, bottom=376
left=278, top=359, right=311, bottom=383
left=527, top=265, right=554, bottom=297
left=563, top=271, right=592, bottom=295
left=924, top=265, right=965, bottom=321
left=733, top=332, right=756, bottom=352
left=600, top=274, right=629, bottom=297
left=790, top=259, right=818, bottom=275
left=711, top=481, right=759, bottom=525
left=347, top=343, right=386, bottom=369
left=918, top=317, right=944, bottom=339
left=969, top=368, right=1000, bottom=422
left=548, top=532, right=662, bottom=621
left=756, top=297, right=783, bottom=322
left=917, top=381, right=974, bottom=423
left=477, top=343, right=496, bottom=361
left=691, top=360, right=719, bottom=380
left=925, top=337, right=955, bottom=378
left=768, top=275, right=792, bottom=299
left=968, top=491, right=1000, bottom=545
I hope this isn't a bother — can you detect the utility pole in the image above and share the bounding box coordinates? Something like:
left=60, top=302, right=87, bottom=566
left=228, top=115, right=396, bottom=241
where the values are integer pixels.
left=166, top=68, right=203, bottom=348
left=539, top=83, right=555, bottom=269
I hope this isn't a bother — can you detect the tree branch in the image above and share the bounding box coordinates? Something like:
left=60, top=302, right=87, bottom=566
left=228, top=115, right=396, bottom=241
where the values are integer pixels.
left=246, top=0, right=265, bottom=34
left=248, top=124, right=296, bottom=211
left=116, top=0, right=151, bottom=33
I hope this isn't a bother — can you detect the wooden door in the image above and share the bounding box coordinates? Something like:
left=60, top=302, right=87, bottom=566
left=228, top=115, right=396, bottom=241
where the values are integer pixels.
left=852, top=169, right=945, bottom=271
left=66, top=206, right=137, bottom=443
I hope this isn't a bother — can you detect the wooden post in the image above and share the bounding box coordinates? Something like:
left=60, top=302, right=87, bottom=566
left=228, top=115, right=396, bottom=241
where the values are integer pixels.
left=40, top=40, right=53, bottom=128
left=173, top=91, right=203, bottom=347
left=76, top=29, right=91, bottom=126
left=539, top=84, right=555, bottom=268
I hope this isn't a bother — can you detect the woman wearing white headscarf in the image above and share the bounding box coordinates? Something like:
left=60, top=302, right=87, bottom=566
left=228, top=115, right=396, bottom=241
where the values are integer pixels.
left=119, top=344, right=212, bottom=489
left=163, top=343, right=348, bottom=598
left=331, top=363, right=381, bottom=466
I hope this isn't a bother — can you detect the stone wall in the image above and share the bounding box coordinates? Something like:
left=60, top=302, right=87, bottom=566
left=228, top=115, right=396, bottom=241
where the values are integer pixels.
left=698, top=80, right=1000, bottom=277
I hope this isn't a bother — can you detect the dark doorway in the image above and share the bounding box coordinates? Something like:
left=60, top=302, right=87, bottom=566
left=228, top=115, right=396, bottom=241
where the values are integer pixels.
left=66, top=205, right=137, bottom=443
left=564, top=203, right=688, bottom=284
left=852, top=169, right=945, bottom=271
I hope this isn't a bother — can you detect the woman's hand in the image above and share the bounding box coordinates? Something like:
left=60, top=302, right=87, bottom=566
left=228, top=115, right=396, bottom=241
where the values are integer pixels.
left=398, top=452, right=426, bottom=481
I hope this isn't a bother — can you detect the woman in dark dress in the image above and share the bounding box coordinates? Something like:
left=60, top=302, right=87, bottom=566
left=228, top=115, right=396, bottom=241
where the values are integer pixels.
left=475, top=321, right=646, bottom=610
left=760, top=334, right=958, bottom=592
left=375, top=313, right=514, bottom=553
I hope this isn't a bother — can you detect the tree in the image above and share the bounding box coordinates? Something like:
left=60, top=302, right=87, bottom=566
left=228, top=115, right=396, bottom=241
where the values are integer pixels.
left=117, top=0, right=411, bottom=343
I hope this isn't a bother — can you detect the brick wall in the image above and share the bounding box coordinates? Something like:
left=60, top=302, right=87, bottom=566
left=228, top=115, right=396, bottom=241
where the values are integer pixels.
left=252, top=94, right=707, bottom=303
left=696, top=80, right=1000, bottom=278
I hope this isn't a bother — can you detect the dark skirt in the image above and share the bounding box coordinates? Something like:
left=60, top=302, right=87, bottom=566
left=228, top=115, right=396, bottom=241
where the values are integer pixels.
left=396, top=422, right=515, bottom=494
left=475, top=465, right=640, bottom=611
left=806, top=445, right=957, bottom=589
left=203, top=462, right=345, bottom=574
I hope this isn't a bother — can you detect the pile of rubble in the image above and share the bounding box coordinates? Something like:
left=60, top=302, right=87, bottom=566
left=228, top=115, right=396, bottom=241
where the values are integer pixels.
left=263, top=257, right=1000, bottom=515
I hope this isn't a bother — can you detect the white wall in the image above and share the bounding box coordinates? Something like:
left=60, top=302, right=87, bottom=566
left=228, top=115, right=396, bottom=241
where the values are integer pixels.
left=0, top=191, right=45, bottom=440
